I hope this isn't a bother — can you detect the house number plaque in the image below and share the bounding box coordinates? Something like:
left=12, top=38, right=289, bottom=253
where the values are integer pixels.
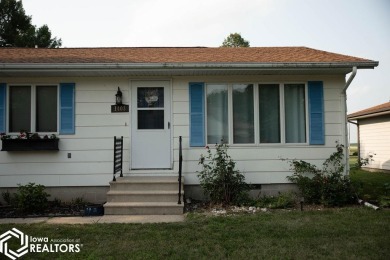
left=111, top=105, right=129, bottom=113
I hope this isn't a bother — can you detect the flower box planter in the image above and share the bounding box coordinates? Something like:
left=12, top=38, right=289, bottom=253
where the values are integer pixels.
left=1, top=139, right=59, bottom=151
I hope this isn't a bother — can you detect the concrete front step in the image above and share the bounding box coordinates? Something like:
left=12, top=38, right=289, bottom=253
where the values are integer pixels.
left=107, top=190, right=183, bottom=202
left=104, top=202, right=184, bottom=215
left=105, top=175, right=184, bottom=215
left=109, top=177, right=183, bottom=191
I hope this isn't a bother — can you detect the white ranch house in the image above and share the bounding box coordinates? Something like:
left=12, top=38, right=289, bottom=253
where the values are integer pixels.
left=0, top=47, right=378, bottom=214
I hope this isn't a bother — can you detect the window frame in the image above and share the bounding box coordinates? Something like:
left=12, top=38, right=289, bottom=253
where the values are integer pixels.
left=7, top=84, right=59, bottom=134
left=204, top=82, right=309, bottom=146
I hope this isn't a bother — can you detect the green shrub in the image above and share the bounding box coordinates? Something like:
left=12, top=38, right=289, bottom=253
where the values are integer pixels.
left=2, top=190, right=11, bottom=205
left=13, top=183, right=50, bottom=213
left=254, top=192, right=297, bottom=209
left=286, top=143, right=356, bottom=207
left=198, top=142, right=250, bottom=206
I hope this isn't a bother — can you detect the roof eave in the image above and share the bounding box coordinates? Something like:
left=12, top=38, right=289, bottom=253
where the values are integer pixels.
left=0, top=61, right=379, bottom=77
left=348, top=110, right=390, bottom=120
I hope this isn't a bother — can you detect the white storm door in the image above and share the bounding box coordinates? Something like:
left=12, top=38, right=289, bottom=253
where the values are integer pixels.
left=131, top=81, right=171, bottom=169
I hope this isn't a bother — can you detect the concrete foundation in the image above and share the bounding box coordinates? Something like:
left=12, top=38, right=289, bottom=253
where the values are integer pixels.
left=184, top=183, right=298, bottom=201
left=1, top=183, right=298, bottom=205
left=0, top=186, right=110, bottom=205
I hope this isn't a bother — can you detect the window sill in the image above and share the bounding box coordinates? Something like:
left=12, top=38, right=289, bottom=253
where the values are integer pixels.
left=1, top=139, right=59, bottom=151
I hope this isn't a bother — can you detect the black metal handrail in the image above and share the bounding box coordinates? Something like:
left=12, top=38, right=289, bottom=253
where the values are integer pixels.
left=113, top=136, right=123, bottom=181
left=178, top=136, right=183, bottom=204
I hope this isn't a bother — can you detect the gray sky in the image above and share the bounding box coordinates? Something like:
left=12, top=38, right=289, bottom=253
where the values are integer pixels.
left=23, top=0, right=389, bottom=142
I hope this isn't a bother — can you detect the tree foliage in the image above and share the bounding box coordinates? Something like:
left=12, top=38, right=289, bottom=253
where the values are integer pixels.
left=221, top=33, right=250, bottom=47
left=0, top=0, right=61, bottom=47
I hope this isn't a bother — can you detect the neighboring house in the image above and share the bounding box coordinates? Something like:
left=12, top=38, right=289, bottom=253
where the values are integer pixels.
left=0, top=47, right=379, bottom=203
left=348, top=102, right=390, bottom=171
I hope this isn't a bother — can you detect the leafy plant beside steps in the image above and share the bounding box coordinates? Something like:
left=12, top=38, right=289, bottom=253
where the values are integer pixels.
left=198, top=142, right=250, bottom=206
left=2, top=183, right=50, bottom=214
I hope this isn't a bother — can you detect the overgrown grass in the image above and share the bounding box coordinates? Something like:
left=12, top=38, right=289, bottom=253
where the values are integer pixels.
left=1, top=208, right=389, bottom=259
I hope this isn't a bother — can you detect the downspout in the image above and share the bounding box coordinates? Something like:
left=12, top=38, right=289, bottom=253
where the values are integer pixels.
left=348, top=120, right=360, bottom=162
left=343, top=66, right=357, bottom=94
left=343, top=66, right=357, bottom=173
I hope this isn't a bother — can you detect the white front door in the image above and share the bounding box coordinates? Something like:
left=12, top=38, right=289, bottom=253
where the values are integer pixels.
left=131, top=81, right=171, bottom=169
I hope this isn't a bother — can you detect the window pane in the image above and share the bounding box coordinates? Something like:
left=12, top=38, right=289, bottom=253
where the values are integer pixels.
left=285, top=84, right=306, bottom=143
left=10, top=86, right=31, bottom=132
left=36, top=86, right=57, bottom=132
left=138, top=110, right=164, bottom=129
left=137, top=87, right=164, bottom=108
left=207, top=84, right=228, bottom=144
left=259, top=84, right=280, bottom=143
left=233, top=84, right=254, bottom=143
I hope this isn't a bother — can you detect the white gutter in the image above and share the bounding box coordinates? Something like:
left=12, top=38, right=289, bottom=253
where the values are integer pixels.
left=0, top=62, right=379, bottom=70
left=348, top=110, right=390, bottom=120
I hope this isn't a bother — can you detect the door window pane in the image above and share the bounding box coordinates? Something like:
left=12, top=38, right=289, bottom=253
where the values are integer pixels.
left=285, top=84, right=306, bottom=143
left=233, top=84, right=254, bottom=143
left=138, top=110, right=164, bottom=129
left=207, top=84, right=228, bottom=144
left=10, top=86, right=31, bottom=132
left=137, top=87, right=164, bottom=108
left=36, top=86, right=57, bottom=132
left=259, top=84, right=280, bottom=143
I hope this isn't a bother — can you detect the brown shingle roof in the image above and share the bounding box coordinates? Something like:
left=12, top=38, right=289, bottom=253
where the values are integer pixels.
left=0, top=47, right=376, bottom=64
left=348, top=102, right=390, bottom=119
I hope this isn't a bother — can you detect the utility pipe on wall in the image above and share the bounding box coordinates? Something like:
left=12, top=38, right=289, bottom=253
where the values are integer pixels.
left=343, top=66, right=358, bottom=173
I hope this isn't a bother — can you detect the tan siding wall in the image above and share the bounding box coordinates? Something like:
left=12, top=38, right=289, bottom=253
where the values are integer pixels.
left=359, top=115, right=390, bottom=170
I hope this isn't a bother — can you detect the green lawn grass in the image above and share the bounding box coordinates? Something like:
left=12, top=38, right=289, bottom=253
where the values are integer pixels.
left=350, top=168, right=390, bottom=201
left=1, top=208, right=389, bottom=259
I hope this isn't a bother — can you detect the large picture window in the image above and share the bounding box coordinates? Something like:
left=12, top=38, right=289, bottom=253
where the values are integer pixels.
left=202, top=83, right=308, bottom=145
left=9, top=85, right=58, bottom=133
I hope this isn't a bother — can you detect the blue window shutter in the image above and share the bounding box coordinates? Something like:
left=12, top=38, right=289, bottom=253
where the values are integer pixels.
left=308, top=81, right=324, bottom=145
left=60, top=83, right=75, bottom=134
left=0, top=83, right=6, bottom=133
left=189, top=82, right=205, bottom=147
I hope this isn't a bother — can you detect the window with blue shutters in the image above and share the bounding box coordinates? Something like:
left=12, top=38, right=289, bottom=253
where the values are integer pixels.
left=189, top=81, right=324, bottom=146
left=1, top=83, right=75, bottom=135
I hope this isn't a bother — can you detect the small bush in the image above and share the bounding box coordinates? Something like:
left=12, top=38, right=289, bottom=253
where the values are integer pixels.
left=2, top=191, right=11, bottom=205
left=286, top=143, right=356, bottom=207
left=13, top=183, right=50, bottom=213
left=198, top=142, right=250, bottom=206
left=254, top=192, right=296, bottom=209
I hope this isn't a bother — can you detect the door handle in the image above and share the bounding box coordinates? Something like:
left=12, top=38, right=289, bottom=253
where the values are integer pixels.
left=168, top=122, right=171, bottom=129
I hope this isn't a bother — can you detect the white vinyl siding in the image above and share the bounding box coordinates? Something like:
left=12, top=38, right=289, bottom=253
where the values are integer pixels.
left=0, top=74, right=346, bottom=187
